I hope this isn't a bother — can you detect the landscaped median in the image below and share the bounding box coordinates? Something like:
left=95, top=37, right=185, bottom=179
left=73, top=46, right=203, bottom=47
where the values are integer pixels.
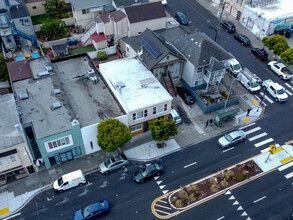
left=168, top=158, right=264, bottom=210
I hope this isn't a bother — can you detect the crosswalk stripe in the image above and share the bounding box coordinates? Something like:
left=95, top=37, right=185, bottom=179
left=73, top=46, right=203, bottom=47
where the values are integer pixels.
left=248, top=132, right=267, bottom=141
left=240, top=122, right=255, bottom=129
left=278, top=161, right=293, bottom=171
left=260, top=147, right=270, bottom=153
left=284, top=171, right=293, bottom=179
left=245, top=127, right=261, bottom=135
left=286, top=90, right=293, bottom=96
left=285, top=83, right=292, bottom=89
left=255, top=138, right=274, bottom=147
left=264, top=95, right=274, bottom=103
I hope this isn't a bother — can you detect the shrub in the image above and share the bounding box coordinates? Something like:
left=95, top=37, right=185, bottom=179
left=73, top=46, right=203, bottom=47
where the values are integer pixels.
left=170, top=197, right=177, bottom=203
left=179, top=190, right=189, bottom=200
left=210, top=183, right=220, bottom=192
left=189, top=193, right=197, bottom=202
left=220, top=179, right=229, bottom=188
left=224, top=170, right=235, bottom=179
left=97, top=51, right=107, bottom=60
left=175, top=199, right=184, bottom=208
left=191, top=185, right=199, bottom=191
left=242, top=170, right=250, bottom=179
left=235, top=173, right=245, bottom=182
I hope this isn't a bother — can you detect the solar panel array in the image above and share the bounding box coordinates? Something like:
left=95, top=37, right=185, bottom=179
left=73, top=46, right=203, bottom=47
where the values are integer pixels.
left=139, top=37, right=162, bottom=59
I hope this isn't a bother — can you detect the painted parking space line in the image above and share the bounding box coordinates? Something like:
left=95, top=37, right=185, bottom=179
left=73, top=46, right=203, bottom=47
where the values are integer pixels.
left=248, top=132, right=267, bottom=141
left=284, top=171, right=293, bottom=179
left=222, top=147, right=234, bottom=153
left=2, top=213, right=21, bottom=220
left=245, top=127, right=261, bottom=135
left=278, top=161, right=293, bottom=171
left=184, top=161, right=197, bottom=168
left=254, top=138, right=274, bottom=147
left=216, top=216, right=225, bottom=220
left=253, top=196, right=266, bottom=203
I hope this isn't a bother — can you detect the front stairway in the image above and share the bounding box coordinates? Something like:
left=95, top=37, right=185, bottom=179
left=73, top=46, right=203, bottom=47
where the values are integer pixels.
left=163, top=74, right=176, bottom=98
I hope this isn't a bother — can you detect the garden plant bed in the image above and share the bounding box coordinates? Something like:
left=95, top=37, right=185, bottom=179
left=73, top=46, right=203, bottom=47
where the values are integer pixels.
left=169, top=160, right=262, bottom=210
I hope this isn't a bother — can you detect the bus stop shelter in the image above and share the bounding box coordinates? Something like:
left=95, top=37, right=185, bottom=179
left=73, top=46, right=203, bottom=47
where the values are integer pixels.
left=214, top=106, right=240, bottom=127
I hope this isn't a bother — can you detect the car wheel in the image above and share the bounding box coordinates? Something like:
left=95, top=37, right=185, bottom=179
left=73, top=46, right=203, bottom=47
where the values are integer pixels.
left=105, top=171, right=110, bottom=175
left=225, top=29, right=228, bottom=32
left=122, top=165, right=126, bottom=169
left=78, top=183, right=83, bottom=186
left=268, top=65, right=271, bottom=69
left=275, top=97, right=278, bottom=102
left=259, top=57, right=262, bottom=60
left=280, top=75, right=283, bottom=79
left=140, top=179, right=144, bottom=183
left=241, top=42, right=244, bottom=45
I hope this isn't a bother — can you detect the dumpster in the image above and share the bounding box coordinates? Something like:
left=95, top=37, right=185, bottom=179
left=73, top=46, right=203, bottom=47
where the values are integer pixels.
left=214, top=106, right=240, bottom=127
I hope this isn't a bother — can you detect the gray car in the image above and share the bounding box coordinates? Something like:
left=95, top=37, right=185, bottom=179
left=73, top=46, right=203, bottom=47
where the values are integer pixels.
left=98, top=153, right=129, bottom=174
left=218, top=130, right=246, bottom=148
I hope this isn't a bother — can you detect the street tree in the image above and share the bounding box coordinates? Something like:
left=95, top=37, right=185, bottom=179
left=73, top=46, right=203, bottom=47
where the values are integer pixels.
left=148, top=118, right=177, bottom=147
left=97, top=119, right=132, bottom=152
left=43, top=0, right=67, bottom=18
left=262, top=35, right=289, bottom=56
left=40, top=18, right=68, bottom=41
left=0, top=55, right=8, bottom=82
left=280, top=48, right=293, bottom=66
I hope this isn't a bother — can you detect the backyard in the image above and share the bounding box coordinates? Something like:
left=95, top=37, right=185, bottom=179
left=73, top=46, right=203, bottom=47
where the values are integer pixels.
left=69, top=45, right=96, bottom=55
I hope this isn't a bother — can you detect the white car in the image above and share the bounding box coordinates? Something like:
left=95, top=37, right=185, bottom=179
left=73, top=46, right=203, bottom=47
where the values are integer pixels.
left=162, top=0, right=167, bottom=5
left=268, top=61, right=293, bottom=80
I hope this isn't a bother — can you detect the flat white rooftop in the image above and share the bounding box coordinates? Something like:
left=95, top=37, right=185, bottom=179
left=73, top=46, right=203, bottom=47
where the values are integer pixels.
left=99, top=57, right=172, bottom=112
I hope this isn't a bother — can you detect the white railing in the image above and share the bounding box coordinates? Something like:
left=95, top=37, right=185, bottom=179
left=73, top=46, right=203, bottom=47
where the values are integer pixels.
left=81, top=25, right=96, bottom=45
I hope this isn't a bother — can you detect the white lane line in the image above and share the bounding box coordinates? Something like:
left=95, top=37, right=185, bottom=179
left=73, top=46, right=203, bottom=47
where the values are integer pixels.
left=278, top=161, right=293, bottom=171
left=264, top=95, right=274, bottom=103
left=285, top=83, right=292, bottom=89
left=3, top=213, right=21, bottom=220
left=253, top=196, right=267, bottom=203
left=261, top=146, right=271, bottom=153
left=285, top=171, right=293, bottom=179
left=184, top=161, right=197, bottom=168
left=286, top=90, right=293, bottom=96
left=240, top=122, right=256, bottom=129
left=248, top=132, right=267, bottom=141
left=222, top=147, right=234, bottom=153
left=245, top=127, right=261, bottom=135
left=217, top=216, right=225, bottom=220
left=255, top=138, right=274, bottom=147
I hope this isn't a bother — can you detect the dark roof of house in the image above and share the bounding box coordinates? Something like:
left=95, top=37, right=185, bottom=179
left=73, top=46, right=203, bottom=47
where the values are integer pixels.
left=113, top=0, right=148, bottom=8
left=124, top=1, right=166, bottom=24
left=99, top=10, right=126, bottom=23
left=24, top=0, right=45, bottom=3
left=159, top=30, right=233, bottom=67
left=104, top=4, right=116, bottom=12
left=52, top=42, right=67, bottom=54
left=70, top=0, right=111, bottom=10
left=122, top=28, right=184, bottom=70
left=7, top=60, right=33, bottom=83
left=205, top=57, right=225, bottom=72
left=10, top=1, right=30, bottom=19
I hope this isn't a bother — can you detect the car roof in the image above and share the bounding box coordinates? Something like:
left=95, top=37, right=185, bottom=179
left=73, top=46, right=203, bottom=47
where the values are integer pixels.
left=176, top=12, right=185, bottom=16
left=239, top=34, right=249, bottom=39
left=229, top=130, right=243, bottom=138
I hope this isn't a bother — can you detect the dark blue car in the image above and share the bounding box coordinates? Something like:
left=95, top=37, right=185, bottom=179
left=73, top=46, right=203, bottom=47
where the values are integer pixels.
left=73, top=200, right=109, bottom=220
left=175, top=12, right=190, bottom=26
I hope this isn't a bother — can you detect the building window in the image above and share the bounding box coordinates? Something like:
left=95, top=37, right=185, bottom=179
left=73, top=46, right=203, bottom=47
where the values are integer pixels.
left=144, top=110, right=148, bottom=117
left=130, top=124, right=142, bottom=133
left=82, top=9, right=90, bottom=14
left=164, top=104, right=167, bottom=111
left=197, top=67, right=203, bottom=73
left=0, top=158, right=8, bottom=166
left=90, top=141, right=93, bottom=150
left=20, top=19, right=29, bottom=27
left=133, top=110, right=145, bottom=121
left=126, top=46, right=129, bottom=52
left=194, top=79, right=202, bottom=86
left=10, top=155, right=17, bottom=162
left=45, top=135, right=73, bottom=152
left=237, top=0, right=243, bottom=5
left=32, top=6, right=37, bottom=9
left=153, top=105, right=164, bottom=114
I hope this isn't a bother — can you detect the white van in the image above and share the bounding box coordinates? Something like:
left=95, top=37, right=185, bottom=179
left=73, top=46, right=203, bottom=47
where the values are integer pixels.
left=53, top=170, right=86, bottom=192
left=169, top=109, right=182, bottom=125
left=237, top=67, right=260, bottom=93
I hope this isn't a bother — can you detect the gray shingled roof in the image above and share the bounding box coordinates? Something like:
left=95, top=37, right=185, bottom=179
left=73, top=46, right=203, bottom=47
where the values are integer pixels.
left=113, top=0, right=148, bottom=8
left=52, top=42, right=67, bottom=54
left=10, top=0, right=30, bottom=19
left=70, top=0, right=111, bottom=10
left=205, top=57, right=225, bottom=72
left=122, top=28, right=184, bottom=70
left=124, top=1, right=166, bottom=24
left=99, top=10, right=126, bottom=23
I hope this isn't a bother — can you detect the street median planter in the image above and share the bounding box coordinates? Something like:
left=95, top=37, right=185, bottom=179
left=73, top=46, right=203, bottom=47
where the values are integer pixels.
left=168, top=159, right=262, bottom=210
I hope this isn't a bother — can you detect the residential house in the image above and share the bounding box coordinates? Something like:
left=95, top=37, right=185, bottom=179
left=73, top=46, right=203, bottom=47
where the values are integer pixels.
left=7, top=55, right=124, bottom=169
left=122, top=1, right=167, bottom=37
left=0, top=0, right=37, bottom=51
left=212, top=0, right=245, bottom=21
left=120, top=28, right=186, bottom=96
left=0, top=93, right=35, bottom=185
left=24, top=0, right=45, bottom=16
left=240, top=0, right=293, bottom=39
left=99, top=57, right=173, bottom=135
left=112, top=0, right=149, bottom=9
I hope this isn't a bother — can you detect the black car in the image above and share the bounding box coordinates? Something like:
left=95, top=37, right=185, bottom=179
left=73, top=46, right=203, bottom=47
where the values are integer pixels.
left=251, top=48, right=268, bottom=61
left=177, top=87, right=195, bottom=105
left=234, top=34, right=250, bottom=46
left=133, top=163, right=164, bottom=183
left=174, top=12, right=190, bottom=26
left=220, top=21, right=235, bottom=33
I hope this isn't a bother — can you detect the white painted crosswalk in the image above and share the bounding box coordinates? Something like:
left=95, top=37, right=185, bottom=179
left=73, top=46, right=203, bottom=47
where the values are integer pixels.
left=241, top=125, right=274, bottom=148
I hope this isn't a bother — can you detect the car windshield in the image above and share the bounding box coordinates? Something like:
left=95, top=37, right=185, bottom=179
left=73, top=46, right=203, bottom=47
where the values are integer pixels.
left=140, top=168, right=148, bottom=177
left=82, top=205, right=94, bottom=218
left=174, top=116, right=180, bottom=120
left=233, top=64, right=241, bottom=71
left=225, top=134, right=233, bottom=142
left=251, top=82, right=259, bottom=88
left=57, top=177, right=63, bottom=186
left=104, top=159, right=111, bottom=167
left=99, top=201, right=105, bottom=209
left=277, top=89, right=285, bottom=95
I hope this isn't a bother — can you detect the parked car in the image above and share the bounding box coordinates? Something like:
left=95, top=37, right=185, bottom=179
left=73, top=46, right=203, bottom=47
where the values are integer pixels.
left=53, top=170, right=86, bottom=192
left=251, top=48, right=268, bottom=61
left=169, top=108, right=182, bottom=125
left=268, top=61, right=293, bottom=80
left=73, top=200, right=110, bottom=220
left=174, top=12, right=190, bottom=26
left=218, top=130, right=246, bottom=148
left=234, top=34, right=250, bottom=46
left=133, top=163, right=164, bottom=183
left=177, top=87, right=195, bottom=105
left=98, top=153, right=129, bottom=174
left=220, top=21, right=236, bottom=33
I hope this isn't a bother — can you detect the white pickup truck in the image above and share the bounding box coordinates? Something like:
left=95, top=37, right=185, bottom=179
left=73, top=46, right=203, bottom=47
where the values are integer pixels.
left=268, top=61, right=293, bottom=80
left=262, top=79, right=288, bottom=102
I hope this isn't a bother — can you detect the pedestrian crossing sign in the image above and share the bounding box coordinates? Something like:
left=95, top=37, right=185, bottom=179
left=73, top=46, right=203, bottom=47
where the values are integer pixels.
left=269, top=145, right=276, bottom=154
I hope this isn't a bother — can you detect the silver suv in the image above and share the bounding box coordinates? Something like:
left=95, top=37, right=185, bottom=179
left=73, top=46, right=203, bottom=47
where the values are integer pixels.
left=98, top=153, right=129, bottom=174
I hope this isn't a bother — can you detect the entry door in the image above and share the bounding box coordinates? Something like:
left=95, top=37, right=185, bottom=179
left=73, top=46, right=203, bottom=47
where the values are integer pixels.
left=59, top=151, right=73, bottom=163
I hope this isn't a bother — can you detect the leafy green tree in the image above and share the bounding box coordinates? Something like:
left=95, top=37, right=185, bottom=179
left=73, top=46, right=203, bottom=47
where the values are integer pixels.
left=97, top=119, right=132, bottom=152
left=148, top=118, right=177, bottom=145
left=40, top=18, right=68, bottom=41
left=262, top=35, right=289, bottom=56
left=97, top=51, right=107, bottom=61
left=280, top=48, right=293, bottom=66
left=0, top=56, right=8, bottom=82
left=43, top=0, right=67, bottom=18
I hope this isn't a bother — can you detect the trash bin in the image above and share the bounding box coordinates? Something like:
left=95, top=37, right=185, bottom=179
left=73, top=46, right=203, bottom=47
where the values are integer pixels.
left=67, top=40, right=72, bottom=46
left=72, top=39, right=77, bottom=45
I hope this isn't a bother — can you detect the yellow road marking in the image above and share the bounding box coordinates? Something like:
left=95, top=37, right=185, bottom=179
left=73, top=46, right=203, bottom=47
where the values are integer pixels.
left=0, top=207, right=9, bottom=215
left=275, top=147, right=283, bottom=153
left=157, top=200, right=168, bottom=204
left=242, top=118, right=250, bottom=123
left=155, top=203, right=172, bottom=210
left=155, top=208, right=172, bottom=215
left=280, top=157, right=293, bottom=164
left=252, top=99, right=258, bottom=104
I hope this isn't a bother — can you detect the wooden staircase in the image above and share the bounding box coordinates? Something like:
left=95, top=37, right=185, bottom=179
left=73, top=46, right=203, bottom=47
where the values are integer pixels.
left=163, top=74, right=176, bottom=98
